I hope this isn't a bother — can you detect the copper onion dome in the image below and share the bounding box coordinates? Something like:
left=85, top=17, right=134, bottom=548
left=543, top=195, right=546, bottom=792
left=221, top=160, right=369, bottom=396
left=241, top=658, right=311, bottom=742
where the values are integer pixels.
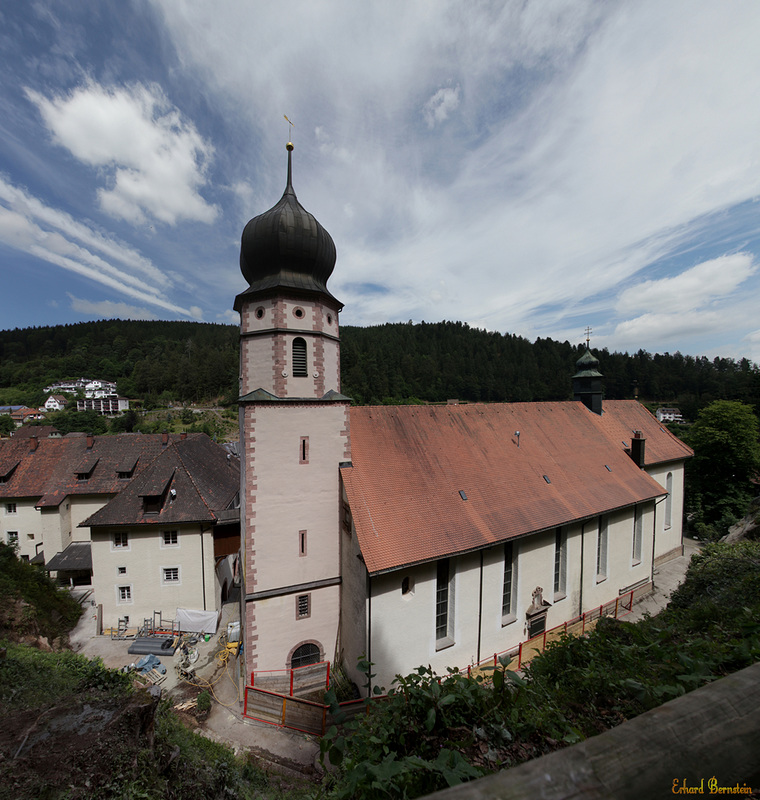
left=239, top=143, right=338, bottom=302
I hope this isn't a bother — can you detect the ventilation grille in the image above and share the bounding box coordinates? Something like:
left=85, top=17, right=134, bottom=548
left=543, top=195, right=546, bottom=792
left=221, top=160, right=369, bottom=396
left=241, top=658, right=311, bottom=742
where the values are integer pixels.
left=292, top=338, right=307, bottom=377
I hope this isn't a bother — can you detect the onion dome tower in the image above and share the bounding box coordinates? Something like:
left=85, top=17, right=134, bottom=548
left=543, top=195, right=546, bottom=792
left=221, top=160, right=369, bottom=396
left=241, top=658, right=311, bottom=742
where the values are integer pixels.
left=236, top=142, right=340, bottom=306
left=234, top=142, right=350, bottom=681
left=234, top=142, right=344, bottom=400
left=572, top=348, right=604, bottom=415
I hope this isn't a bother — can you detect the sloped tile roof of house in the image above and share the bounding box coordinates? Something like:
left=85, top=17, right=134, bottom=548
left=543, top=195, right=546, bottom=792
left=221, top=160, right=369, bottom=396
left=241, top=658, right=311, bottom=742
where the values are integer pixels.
left=81, top=434, right=240, bottom=527
left=593, top=400, right=693, bottom=465
left=342, top=401, right=686, bottom=575
left=45, top=541, right=92, bottom=572
left=0, top=432, right=185, bottom=505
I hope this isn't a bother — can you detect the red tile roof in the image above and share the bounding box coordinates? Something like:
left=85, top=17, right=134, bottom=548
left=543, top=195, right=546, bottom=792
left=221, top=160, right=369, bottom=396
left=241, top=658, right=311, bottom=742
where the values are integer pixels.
left=592, top=400, right=693, bottom=465
left=343, top=401, right=688, bottom=575
left=0, top=433, right=188, bottom=506
left=82, top=434, right=240, bottom=527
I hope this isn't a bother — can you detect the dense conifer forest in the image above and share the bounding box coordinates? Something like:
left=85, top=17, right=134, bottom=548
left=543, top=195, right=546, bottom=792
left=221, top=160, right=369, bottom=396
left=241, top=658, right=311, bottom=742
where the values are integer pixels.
left=1, top=319, right=758, bottom=418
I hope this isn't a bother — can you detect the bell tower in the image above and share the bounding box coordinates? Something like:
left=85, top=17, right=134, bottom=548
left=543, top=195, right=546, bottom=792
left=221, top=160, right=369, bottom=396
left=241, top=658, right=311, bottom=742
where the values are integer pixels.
left=235, top=143, right=350, bottom=678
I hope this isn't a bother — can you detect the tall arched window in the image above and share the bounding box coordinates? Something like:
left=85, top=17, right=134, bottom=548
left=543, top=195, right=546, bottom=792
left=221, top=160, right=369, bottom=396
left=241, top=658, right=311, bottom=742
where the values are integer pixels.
left=292, top=337, right=307, bottom=377
left=665, top=472, right=673, bottom=529
left=291, top=642, right=320, bottom=668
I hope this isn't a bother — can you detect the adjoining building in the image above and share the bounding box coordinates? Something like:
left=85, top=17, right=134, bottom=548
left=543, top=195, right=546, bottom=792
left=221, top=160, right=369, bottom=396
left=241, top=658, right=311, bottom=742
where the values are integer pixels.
left=0, top=431, right=239, bottom=632
left=234, top=145, right=693, bottom=692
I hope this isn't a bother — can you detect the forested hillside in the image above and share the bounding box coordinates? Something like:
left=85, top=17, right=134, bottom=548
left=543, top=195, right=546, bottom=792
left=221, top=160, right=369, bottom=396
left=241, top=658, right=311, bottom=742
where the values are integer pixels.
left=1, top=319, right=758, bottom=417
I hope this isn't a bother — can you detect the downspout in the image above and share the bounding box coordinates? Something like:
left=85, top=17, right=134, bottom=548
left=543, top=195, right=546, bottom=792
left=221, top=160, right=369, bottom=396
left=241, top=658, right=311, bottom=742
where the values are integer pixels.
left=476, top=550, right=484, bottom=665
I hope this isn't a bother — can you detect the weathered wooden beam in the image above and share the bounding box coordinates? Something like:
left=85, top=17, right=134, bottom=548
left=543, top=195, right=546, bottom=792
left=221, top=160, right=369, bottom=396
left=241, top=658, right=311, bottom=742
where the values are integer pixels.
left=423, top=661, right=760, bottom=799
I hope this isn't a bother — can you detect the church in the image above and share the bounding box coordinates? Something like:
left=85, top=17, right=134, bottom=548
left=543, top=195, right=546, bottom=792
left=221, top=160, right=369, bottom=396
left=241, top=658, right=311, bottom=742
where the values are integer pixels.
left=234, top=144, right=692, bottom=693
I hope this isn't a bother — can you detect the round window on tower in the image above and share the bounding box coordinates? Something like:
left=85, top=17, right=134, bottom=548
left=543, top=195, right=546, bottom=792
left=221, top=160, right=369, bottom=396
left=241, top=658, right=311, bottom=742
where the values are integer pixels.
left=255, top=307, right=265, bottom=320
left=293, top=307, right=305, bottom=319
left=327, top=314, right=333, bottom=326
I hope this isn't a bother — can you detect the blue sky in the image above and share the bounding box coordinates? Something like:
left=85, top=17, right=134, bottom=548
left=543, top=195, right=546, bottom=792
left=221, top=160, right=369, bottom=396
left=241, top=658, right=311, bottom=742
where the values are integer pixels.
left=2, top=1, right=760, bottom=363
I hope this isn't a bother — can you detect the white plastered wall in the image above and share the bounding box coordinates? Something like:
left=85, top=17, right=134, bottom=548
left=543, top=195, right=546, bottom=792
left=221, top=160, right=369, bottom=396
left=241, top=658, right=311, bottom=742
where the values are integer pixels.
left=645, top=461, right=686, bottom=562
left=247, top=584, right=340, bottom=674
left=347, top=503, right=656, bottom=693
left=1, top=499, right=42, bottom=561
left=91, top=524, right=217, bottom=631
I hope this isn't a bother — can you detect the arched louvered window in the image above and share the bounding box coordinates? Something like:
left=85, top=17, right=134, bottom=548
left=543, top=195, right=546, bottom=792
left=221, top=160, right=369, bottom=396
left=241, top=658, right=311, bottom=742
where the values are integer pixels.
left=291, top=642, right=320, bottom=668
left=292, top=337, right=307, bottom=377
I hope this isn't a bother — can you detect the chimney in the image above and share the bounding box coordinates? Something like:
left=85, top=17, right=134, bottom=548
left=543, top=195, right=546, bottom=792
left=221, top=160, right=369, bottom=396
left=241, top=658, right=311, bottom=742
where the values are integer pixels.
left=162, top=430, right=169, bottom=447
left=630, top=430, right=646, bottom=468
left=86, top=433, right=94, bottom=450
left=180, top=432, right=187, bottom=441
left=29, top=435, right=38, bottom=453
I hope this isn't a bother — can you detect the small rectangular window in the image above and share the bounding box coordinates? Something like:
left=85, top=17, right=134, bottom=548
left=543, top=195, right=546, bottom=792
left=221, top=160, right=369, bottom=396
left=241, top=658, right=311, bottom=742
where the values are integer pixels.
left=300, top=436, right=309, bottom=464
left=113, top=531, right=129, bottom=549
left=298, top=530, right=307, bottom=557
left=5, top=503, right=17, bottom=514
left=163, top=567, right=179, bottom=583
left=162, top=530, right=178, bottom=546
left=117, top=566, right=127, bottom=575
left=7, top=531, right=18, bottom=545
left=118, top=585, right=132, bottom=603
left=296, top=594, right=311, bottom=619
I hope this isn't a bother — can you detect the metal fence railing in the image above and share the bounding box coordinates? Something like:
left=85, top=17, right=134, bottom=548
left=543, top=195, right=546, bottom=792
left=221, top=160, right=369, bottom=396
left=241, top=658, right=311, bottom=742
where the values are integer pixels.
left=466, top=584, right=648, bottom=678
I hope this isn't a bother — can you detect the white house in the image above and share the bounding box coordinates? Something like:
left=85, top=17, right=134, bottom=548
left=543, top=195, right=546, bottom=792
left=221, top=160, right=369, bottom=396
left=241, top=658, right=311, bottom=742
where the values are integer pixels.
left=82, top=434, right=240, bottom=631
left=233, top=144, right=693, bottom=692
left=44, top=395, right=68, bottom=412
left=656, top=407, right=684, bottom=424
left=0, top=432, right=240, bottom=631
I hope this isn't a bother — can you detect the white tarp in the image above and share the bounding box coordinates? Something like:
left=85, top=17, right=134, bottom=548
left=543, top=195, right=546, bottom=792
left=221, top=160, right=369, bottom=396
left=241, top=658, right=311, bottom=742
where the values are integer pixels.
left=176, top=607, right=219, bottom=634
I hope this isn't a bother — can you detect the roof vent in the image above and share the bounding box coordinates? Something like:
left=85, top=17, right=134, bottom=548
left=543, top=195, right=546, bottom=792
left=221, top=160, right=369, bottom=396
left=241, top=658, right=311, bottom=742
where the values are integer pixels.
left=543, top=475, right=551, bottom=484
left=459, top=490, right=468, bottom=500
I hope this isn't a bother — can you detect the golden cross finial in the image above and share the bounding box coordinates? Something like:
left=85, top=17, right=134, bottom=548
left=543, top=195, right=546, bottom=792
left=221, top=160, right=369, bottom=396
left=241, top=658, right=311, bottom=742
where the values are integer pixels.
left=284, top=115, right=295, bottom=144
left=584, top=326, right=592, bottom=347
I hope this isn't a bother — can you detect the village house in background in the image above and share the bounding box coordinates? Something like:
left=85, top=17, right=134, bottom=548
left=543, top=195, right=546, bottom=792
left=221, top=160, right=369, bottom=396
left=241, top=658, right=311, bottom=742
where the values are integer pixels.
left=44, top=395, right=68, bottom=412
left=0, top=431, right=239, bottom=631
left=656, top=407, right=685, bottom=424
left=234, top=144, right=693, bottom=692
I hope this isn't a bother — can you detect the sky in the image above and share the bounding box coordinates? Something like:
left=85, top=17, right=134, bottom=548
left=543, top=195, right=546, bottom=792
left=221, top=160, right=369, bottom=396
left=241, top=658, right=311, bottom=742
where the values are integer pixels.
left=2, top=1, right=760, bottom=363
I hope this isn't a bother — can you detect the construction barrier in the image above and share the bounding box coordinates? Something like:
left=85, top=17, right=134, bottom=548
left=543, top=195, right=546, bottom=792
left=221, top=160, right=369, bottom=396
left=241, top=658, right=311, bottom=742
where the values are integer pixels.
left=250, top=660, right=330, bottom=697
left=243, top=686, right=380, bottom=735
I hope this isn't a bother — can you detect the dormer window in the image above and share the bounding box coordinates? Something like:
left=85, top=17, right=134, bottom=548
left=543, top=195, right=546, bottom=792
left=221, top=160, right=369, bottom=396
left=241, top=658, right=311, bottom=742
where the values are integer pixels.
left=143, top=495, right=162, bottom=514
left=0, top=462, right=19, bottom=484
left=139, top=470, right=175, bottom=516
left=116, top=457, right=138, bottom=480
left=74, top=456, right=99, bottom=482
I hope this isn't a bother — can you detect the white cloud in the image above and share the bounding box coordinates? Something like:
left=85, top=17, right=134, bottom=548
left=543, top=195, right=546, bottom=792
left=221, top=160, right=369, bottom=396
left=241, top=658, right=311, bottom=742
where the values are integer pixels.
left=26, top=82, right=218, bottom=225
left=423, top=86, right=461, bottom=128
left=0, top=175, right=198, bottom=317
left=68, top=294, right=159, bottom=321
left=616, top=254, right=756, bottom=315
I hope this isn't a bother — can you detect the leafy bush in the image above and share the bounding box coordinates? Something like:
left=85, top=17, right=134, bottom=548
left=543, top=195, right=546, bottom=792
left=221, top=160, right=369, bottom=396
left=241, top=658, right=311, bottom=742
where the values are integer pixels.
left=0, top=643, right=132, bottom=709
left=0, top=543, right=82, bottom=641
